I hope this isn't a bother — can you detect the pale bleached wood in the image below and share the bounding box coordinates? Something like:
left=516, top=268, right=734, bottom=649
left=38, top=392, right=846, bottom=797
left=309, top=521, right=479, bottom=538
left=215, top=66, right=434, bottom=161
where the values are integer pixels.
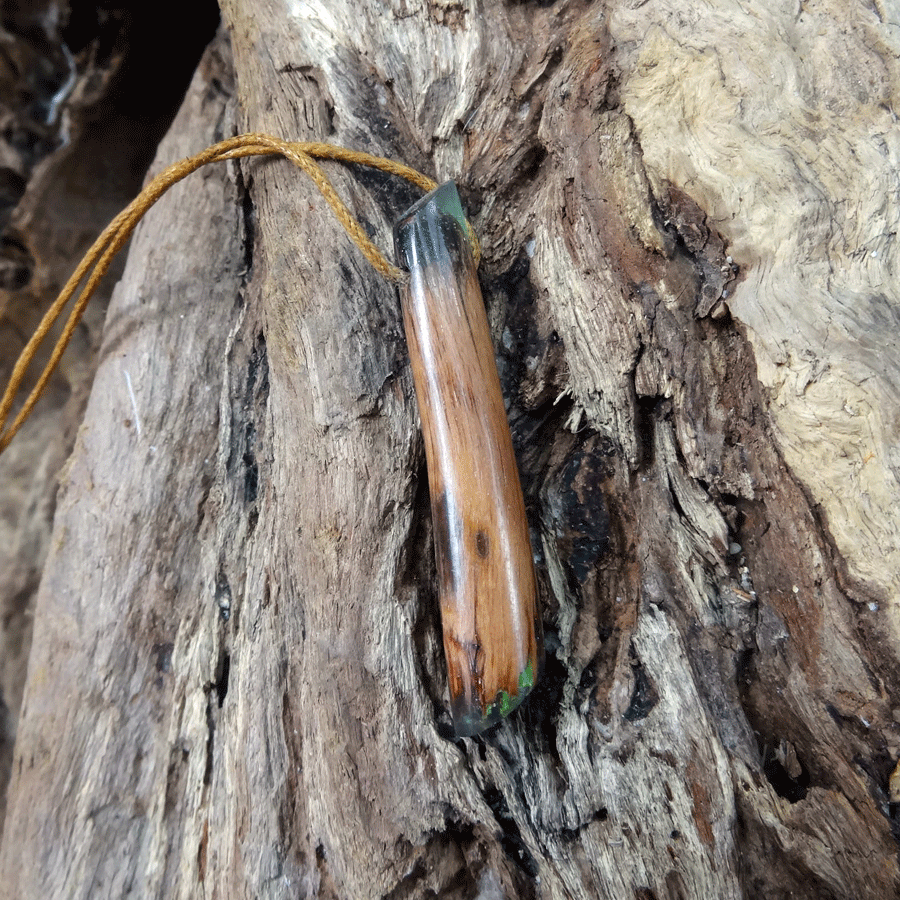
left=610, top=0, right=900, bottom=645
left=1, top=1, right=899, bottom=898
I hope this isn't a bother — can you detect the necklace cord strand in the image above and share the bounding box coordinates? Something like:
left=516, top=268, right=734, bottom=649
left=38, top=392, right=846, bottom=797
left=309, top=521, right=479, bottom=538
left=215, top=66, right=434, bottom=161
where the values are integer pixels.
left=0, top=133, right=462, bottom=454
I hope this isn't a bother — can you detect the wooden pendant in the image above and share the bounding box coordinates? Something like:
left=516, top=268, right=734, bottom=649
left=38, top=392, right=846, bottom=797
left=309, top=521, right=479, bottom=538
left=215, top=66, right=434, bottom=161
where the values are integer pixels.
left=394, top=182, right=542, bottom=736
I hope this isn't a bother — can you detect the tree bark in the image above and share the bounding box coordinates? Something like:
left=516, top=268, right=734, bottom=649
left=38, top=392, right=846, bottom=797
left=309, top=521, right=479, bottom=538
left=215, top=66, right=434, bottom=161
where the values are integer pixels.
left=2, top=1, right=899, bottom=898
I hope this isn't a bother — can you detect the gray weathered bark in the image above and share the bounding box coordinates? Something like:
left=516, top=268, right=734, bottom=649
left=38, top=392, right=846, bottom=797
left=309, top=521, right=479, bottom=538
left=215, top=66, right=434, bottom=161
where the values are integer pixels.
left=1, top=1, right=899, bottom=898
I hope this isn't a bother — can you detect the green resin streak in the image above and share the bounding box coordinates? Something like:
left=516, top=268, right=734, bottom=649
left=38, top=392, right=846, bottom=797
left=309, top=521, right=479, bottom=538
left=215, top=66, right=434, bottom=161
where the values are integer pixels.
left=518, top=660, right=536, bottom=693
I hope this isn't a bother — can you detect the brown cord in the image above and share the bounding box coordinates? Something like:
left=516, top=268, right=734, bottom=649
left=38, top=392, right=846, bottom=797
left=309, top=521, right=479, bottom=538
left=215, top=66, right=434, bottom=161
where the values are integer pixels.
left=0, top=133, right=479, bottom=454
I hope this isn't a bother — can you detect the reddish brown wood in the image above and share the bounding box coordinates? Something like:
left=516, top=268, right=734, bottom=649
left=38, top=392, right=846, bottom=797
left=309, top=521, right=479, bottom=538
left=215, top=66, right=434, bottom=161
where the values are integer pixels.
left=395, top=183, right=541, bottom=736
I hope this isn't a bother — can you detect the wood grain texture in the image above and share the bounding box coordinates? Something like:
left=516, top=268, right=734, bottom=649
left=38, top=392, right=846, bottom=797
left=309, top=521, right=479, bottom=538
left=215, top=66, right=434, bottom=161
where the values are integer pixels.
left=1, top=1, right=899, bottom=898
left=396, top=182, right=540, bottom=735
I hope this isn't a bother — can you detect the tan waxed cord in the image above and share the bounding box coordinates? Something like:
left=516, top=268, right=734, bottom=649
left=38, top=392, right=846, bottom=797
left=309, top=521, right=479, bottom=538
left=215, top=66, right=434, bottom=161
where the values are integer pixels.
left=0, top=132, right=480, bottom=454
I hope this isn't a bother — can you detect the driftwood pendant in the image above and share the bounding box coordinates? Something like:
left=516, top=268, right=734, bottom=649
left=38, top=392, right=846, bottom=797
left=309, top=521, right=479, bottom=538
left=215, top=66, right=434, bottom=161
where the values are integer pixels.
left=394, top=182, right=542, bottom=736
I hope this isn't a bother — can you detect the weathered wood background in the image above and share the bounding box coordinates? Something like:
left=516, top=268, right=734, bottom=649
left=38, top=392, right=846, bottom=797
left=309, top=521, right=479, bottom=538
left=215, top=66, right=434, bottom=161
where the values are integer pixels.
left=1, top=1, right=899, bottom=898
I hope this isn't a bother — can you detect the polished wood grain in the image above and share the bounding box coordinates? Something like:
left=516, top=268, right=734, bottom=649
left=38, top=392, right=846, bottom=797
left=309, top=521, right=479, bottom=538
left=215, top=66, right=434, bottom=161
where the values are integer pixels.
left=395, top=183, right=541, bottom=736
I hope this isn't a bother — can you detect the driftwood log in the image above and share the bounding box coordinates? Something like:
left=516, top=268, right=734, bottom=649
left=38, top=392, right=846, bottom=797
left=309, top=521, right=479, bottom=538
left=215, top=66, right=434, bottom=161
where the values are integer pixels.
left=2, top=1, right=900, bottom=898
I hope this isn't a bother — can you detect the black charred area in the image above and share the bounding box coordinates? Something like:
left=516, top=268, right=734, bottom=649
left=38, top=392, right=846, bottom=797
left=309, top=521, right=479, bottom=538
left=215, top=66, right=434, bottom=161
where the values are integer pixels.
left=203, top=640, right=232, bottom=790
left=542, top=434, right=613, bottom=592
left=761, top=743, right=809, bottom=803
left=634, top=395, right=659, bottom=470
left=329, top=42, right=427, bottom=176
left=481, top=248, right=635, bottom=754
left=203, top=677, right=217, bottom=788
left=481, top=785, right=540, bottom=879
left=483, top=252, right=571, bottom=493
left=242, top=422, right=259, bottom=507
left=237, top=163, right=257, bottom=284
left=347, top=160, right=422, bottom=246
left=622, top=653, right=659, bottom=723
left=518, top=645, right=568, bottom=756
left=214, top=652, right=231, bottom=709
left=225, top=330, right=269, bottom=532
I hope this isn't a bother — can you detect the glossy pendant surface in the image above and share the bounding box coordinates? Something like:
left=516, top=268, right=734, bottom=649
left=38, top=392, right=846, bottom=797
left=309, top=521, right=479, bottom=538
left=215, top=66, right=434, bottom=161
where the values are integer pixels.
left=394, top=182, right=541, bottom=736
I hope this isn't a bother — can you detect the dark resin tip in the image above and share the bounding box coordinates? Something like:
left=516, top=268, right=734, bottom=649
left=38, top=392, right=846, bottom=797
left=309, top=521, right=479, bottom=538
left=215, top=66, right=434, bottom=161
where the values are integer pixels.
left=393, top=181, right=471, bottom=274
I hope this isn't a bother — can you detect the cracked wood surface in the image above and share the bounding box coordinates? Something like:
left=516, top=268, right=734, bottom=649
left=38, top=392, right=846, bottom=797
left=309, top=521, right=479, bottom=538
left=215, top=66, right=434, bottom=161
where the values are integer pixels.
left=1, top=1, right=899, bottom=898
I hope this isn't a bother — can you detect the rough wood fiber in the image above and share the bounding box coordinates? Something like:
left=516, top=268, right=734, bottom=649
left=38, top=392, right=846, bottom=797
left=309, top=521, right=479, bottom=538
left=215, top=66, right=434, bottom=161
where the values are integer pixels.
left=0, top=0, right=216, bottom=823
left=0, top=1, right=899, bottom=899
left=610, top=0, right=900, bottom=655
left=0, top=2, right=126, bottom=822
left=0, top=35, right=248, bottom=898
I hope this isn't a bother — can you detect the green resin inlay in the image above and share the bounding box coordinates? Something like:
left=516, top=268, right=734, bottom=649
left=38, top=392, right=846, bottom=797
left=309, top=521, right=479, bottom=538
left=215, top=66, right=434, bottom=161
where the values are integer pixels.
left=518, top=660, right=536, bottom=694
left=431, top=182, right=468, bottom=238
left=481, top=661, right=537, bottom=726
